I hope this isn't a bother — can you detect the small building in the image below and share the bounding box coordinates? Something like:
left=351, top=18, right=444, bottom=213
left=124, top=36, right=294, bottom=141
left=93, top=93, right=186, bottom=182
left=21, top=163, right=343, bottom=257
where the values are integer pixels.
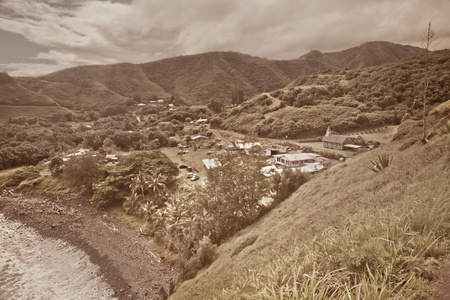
left=322, top=135, right=353, bottom=150
left=273, top=153, right=319, bottom=167
left=300, top=163, right=324, bottom=174
left=191, top=135, right=208, bottom=142
left=264, top=144, right=288, bottom=156
left=202, top=158, right=221, bottom=170
left=105, top=154, right=118, bottom=163
left=157, top=99, right=164, bottom=103
left=322, top=126, right=352, bottom=150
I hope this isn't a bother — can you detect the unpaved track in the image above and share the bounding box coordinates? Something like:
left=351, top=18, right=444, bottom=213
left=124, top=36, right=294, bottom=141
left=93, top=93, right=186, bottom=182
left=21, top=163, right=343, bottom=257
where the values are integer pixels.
left=0, top=192, right=179, bottom=299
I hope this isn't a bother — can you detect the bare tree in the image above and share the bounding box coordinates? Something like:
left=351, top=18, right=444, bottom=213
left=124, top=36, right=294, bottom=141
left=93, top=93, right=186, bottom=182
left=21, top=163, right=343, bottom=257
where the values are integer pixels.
left=420, top=22, right=438, bottom=143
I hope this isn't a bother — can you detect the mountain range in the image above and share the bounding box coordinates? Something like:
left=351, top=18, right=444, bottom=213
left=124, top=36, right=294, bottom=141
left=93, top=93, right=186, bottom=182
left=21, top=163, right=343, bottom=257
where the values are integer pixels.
left=1, top=41, right=425, bottom=110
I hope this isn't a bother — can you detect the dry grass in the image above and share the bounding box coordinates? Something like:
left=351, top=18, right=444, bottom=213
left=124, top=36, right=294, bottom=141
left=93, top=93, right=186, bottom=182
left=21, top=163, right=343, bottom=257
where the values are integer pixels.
left=171, top=134, right=450, bottom=299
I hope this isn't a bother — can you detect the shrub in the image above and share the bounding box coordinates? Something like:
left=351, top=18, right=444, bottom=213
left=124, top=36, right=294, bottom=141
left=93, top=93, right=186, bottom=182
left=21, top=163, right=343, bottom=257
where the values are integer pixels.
left=367, top=153, right=393, bottom=173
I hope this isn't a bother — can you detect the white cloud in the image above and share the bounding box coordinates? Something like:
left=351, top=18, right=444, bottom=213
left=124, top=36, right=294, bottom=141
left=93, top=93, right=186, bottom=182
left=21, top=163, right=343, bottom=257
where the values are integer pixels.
left=0, top=0, right=449, bottom=76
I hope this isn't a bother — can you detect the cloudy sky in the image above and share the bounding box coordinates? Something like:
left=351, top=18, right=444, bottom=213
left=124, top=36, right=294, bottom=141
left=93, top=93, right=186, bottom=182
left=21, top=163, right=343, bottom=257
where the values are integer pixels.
left=1, top=0, right=449, bottom=76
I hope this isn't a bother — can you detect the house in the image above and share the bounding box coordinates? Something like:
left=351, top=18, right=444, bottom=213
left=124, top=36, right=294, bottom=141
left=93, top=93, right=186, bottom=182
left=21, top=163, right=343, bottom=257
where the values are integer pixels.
left=322, top=126, right=352, bottom=150
left=300, top=163, right=324, bottom=174
left=224, top=145, right=244, bottom=154
left=105, top=154, right=118, bottom=163
left=273, top=153, right=320, bottom=167
left=264, top=144, right=288, bottom=156
left=202, top=158, right=221, bottom=170
left=191, top=135, right=208, bottom=141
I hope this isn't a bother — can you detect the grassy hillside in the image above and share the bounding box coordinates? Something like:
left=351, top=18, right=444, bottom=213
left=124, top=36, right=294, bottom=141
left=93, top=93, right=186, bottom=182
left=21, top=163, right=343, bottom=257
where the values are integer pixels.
left=171, top=119, right=450, bottom=299
left=10, top=41, right=425, bottom=109
left=0, top=72, right=58, bottom=106
left=0, top=105, right=72, bottom=125
left=140, top=51, right=291, bottom=105
left=219, top=49, right=450, bottom=138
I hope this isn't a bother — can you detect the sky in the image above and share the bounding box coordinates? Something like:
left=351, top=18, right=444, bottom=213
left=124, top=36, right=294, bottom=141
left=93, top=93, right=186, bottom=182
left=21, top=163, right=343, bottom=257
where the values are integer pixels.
left=1, top=0, right=449, bottom=77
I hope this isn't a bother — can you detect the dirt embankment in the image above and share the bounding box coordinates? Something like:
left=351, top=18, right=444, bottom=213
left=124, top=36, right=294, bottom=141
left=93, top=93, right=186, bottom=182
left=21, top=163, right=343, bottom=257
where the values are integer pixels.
left=0, top=192, right=179, bottom=299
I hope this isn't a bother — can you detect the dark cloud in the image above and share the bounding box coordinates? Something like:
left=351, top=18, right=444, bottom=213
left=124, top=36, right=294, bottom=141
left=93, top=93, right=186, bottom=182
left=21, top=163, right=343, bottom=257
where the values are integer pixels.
left=0, top=0, right=449, bottom=76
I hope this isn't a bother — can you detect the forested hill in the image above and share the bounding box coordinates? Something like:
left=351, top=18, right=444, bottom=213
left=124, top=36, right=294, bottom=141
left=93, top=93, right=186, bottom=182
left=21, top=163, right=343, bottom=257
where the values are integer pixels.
left=217, top=49, right=450, bottom=139
left=6, top=41, right=425, bottom=109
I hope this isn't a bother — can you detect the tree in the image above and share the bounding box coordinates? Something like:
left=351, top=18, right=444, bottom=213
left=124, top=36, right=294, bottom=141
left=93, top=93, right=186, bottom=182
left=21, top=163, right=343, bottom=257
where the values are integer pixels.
left=231, top=86, right=245, bottom=106
left=197, top=153, right=270, bottom=244
left=92, top=151, right=178, bottom=205
left=63, top=154, right=100, bottom=195
left=420, top=22, right=438, bottom=143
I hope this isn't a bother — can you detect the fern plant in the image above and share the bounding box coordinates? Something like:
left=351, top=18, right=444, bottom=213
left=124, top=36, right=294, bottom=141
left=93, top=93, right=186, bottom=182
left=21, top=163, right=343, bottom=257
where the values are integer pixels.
left=367, top=154, right=393, bottom=173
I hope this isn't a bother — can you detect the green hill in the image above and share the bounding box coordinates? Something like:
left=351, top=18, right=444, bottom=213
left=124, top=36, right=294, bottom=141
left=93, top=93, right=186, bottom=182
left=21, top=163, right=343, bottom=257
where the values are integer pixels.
left=218, top=49, right=450, bottom=138
left=171, top=117, right=450, bottom=299
left=0, top=72, right=58, bottom=106
left=9, top=41, right=425, bottom=109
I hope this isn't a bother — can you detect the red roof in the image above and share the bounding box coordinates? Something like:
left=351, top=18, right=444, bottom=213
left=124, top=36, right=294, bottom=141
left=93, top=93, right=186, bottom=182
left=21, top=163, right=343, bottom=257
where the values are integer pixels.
left=322, top=135, right=350, bottom=144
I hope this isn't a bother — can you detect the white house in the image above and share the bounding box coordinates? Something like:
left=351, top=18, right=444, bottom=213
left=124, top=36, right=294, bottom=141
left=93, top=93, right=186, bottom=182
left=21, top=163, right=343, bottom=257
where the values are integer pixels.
left=273, top=153, right=320, bottom=167
left=192, top=135, right=208, bottom=141
left=202, top=158, right=221, bottom=170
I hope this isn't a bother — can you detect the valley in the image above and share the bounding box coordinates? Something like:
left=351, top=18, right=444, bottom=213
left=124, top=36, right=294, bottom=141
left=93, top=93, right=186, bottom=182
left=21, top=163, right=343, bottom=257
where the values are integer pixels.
left=0, top=42, right=449, bottom=299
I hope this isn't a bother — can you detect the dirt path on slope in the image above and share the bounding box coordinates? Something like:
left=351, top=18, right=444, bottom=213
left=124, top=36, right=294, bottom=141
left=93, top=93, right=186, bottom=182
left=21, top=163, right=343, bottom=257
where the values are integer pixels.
left=0, top=192, right=179, bottom=299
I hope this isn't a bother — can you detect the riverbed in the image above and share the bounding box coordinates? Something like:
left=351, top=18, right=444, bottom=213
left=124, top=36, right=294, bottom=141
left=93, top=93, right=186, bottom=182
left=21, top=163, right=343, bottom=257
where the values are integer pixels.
left=0, top=213, right=116, bottom=299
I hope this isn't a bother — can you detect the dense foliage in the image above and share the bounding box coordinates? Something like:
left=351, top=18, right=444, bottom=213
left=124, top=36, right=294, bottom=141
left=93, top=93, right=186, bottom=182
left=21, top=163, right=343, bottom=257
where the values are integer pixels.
left=92, top=151, right=179, bottom=205
left=219, top=50, right=450, bottom=138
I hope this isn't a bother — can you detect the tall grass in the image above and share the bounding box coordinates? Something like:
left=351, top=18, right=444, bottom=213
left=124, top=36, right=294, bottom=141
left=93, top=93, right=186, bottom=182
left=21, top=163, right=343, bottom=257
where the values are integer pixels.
left=222, top=194, right=449, bottom=299
left=219, top=138, right=450, bottom=299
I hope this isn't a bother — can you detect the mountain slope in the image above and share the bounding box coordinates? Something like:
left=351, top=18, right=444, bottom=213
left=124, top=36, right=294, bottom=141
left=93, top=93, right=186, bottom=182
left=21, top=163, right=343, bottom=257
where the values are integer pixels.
left=171, top=126, right=450, bottom=299
left=11, top=41, right=426, bottom=109
left=218, top=49, right=450, bottom=138
left=0, top=72, right=58, bottom=106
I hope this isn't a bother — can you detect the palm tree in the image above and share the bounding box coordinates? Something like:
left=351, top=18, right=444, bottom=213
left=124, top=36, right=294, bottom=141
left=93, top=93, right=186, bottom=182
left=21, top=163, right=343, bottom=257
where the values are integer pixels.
left=147, top=173, right=168, bottom=208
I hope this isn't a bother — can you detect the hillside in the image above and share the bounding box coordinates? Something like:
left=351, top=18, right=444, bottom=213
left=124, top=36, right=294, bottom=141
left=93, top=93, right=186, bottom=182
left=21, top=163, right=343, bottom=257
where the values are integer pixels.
left=218, top=49, right=450, bottom=138
left=171, top=118, right=450, bottom=299
left=0, top=72, right=58, bottom=106
left=7, top=41, right=425, bottom=109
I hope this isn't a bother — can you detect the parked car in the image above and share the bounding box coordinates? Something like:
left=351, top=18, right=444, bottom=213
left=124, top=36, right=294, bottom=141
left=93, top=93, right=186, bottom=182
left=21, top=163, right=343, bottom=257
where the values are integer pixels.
left=186, top=173, right=194, bottom=178
left=190, top=174, right=199, bottom=181
left=207, top=151, right=213, bottom=155
left=179, top=164, right=188, bottom=169
left=187, top=166, right=192, bottom=171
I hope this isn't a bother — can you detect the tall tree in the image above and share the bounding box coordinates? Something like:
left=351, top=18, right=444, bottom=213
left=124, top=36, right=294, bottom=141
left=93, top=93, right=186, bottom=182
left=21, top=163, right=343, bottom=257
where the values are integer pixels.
left=63, top=154, right=100, bottom=195
left=231, top=87, right=245, bottom=106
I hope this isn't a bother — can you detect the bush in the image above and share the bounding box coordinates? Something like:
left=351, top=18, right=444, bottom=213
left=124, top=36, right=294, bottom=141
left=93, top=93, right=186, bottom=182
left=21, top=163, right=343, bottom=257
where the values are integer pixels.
left=367, top=153, right=393, bottom=173
left=182, top=236, right=217, bottom=280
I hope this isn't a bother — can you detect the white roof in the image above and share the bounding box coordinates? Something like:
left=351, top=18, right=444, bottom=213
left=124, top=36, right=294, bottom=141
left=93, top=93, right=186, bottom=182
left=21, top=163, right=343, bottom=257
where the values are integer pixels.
left=273, top=153, right=319, bottom=161
left=344, top=144, right=362, bottom=149
left=192, top=135, right=208, bottom=140
left=300, top=163, right=324, bottom=173
left=202, top=158, right=221, bottom=170
left=261, top=165, right=283, bottom=177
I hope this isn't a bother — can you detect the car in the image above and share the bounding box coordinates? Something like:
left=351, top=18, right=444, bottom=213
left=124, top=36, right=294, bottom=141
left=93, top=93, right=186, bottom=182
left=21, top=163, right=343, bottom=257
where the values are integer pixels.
left=206, top=151, right=213, bottom=155
left=179, top=164, right=188, bottom=169
left=190, top=175, right=199, bottom=181
left=186, top=173, right=194, bottom=178
left=187, top=166, right=193, bottom=171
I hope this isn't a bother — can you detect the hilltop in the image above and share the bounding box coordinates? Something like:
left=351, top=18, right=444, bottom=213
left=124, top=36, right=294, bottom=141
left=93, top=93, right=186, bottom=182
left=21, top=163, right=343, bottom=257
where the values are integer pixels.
left=1, top=41, right=425, bottom=110
left=217, top=49, right=450, bottom=138
left=0, top=72, right=58, bottom=107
